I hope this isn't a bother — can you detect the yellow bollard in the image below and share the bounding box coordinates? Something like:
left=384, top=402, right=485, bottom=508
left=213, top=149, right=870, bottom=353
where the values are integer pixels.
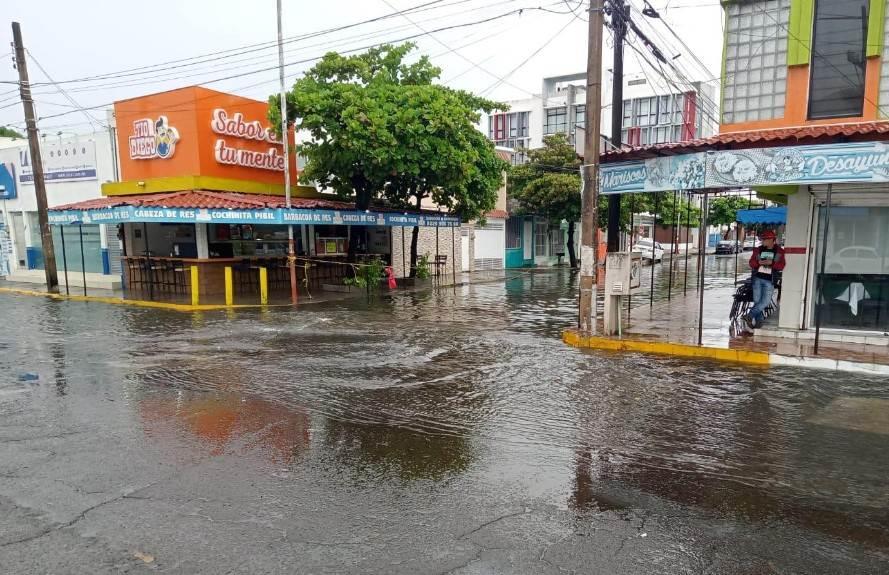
left=259, top=266, right=268, bottom=305
left=190, top=265, right=200, bottom=307
left=224, top=266, right=234, bottom=306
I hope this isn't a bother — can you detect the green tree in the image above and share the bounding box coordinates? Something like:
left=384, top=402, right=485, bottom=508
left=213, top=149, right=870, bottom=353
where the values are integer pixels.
left=270, top=44, right=505, bottom=269
left=0, top=127, right=23, bottom=139
left=708, top=195, right=763, bottom=237
left=509, top=134, right=581, bottom=267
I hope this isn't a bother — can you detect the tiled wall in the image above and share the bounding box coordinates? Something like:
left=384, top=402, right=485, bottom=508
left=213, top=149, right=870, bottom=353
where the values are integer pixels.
left=723, top=0, right=791, bottom=124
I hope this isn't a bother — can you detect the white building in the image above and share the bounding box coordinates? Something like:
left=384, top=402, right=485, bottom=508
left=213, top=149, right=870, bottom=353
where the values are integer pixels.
left=0, top=131, right=122, bottom=289
left=479, top=72, right=718, bottom=267
left=482, top=72, right=718, bottom=154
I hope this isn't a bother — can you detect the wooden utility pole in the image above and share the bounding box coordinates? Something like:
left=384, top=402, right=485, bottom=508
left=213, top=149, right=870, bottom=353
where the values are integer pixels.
left=578, top=0, right=605, bottom=332
left=12, top=22, right=58, bottom=292
left=607, top=0, right=629, bottom=252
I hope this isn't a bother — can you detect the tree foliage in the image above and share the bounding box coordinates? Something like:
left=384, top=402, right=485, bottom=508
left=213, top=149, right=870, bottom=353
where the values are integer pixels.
left=708, top=194, right=763, bottom=227
left=0, top=127, right=23, bottom=139
left=509, top=134, right=581, bottom=223
left=270, top=43, right=506, bottom=269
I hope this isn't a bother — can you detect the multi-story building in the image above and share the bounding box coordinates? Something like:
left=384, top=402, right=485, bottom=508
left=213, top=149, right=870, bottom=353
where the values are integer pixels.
left=484, top=72, right=718, bottom=156
left=483, top=72, right=717, bottom=267
left=598, top=0, right=889, bottom=343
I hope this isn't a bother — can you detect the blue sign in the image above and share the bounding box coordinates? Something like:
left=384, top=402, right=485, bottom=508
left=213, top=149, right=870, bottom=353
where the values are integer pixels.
left=599, top=141, right=889, bottom=194
left=0, top=162, right=16, bottom=199
left=48, top=206, right=462, bottom=228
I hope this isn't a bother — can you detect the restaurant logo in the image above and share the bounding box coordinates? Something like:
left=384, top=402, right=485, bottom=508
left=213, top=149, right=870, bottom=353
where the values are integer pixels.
left=211, top=108, right=280, bottom=143
left=129, top=116, right=180, bottom=160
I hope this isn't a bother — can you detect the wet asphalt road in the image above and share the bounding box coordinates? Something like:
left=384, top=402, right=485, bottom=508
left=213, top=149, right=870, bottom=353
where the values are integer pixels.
left=1, top=266, right=889, bottom=574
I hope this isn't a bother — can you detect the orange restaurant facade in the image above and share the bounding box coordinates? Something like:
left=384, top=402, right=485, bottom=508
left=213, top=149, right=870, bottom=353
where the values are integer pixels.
left=47, top=87, right=460, bottom=299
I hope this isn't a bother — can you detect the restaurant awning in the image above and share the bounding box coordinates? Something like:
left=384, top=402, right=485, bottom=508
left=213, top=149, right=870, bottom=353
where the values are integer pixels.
left=735, top=206, right=787, bottom=225
left=48, top=190, right=461, bottom=228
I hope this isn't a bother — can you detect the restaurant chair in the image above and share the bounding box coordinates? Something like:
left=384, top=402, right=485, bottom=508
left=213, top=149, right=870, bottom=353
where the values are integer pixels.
left=434, top=255, right=448, bottom=283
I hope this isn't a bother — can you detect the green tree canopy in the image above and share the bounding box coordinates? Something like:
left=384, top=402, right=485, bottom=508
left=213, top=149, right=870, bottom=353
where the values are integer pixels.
left=0, top=127, right=23, bottom=139
left=508, top=134, right=581, bottom=266
left=708, top=194, right=763, bottom=227
left=270, top=43, right=506, bottom=269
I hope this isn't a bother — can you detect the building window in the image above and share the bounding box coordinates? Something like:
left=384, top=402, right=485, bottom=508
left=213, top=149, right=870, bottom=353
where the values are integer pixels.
left=808, top=0, right=868, bottom=119
left=722, top=0, right=789, bottom=124
left=544, top=107, right=567, bottom=134
left=622, top=100, right=633, bottom=128
left=506, top=217, right=522, bottom=249
left=574, top=105, right=586, bottom=130
left=534, top=222, right=548, bottom=256
left=657, top=95, right=671, bottom=125
left=549, top=228, right=565, bottom=256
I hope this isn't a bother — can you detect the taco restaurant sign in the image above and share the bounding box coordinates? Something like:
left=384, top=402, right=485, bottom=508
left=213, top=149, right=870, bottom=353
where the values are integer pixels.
left=598, top=141, right=889, bottom=194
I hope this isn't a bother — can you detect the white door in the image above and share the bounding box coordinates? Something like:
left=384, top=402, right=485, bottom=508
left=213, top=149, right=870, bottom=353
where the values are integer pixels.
left=522, top=220, right=533, bottom=260
left=461, top=230, right=470, bottom=271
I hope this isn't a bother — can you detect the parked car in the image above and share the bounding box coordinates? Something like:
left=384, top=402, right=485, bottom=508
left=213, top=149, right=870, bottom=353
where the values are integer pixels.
left=633, top=238, right=665, bottom=263
left=715, top=240, right=741, bottom=255
left=743, top=237, right=761, bottom=251
left=825, top=246, right=885, bottom=274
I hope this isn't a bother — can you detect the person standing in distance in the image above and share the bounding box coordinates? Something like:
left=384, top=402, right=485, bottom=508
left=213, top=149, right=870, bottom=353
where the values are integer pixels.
left=745, top=229, right=785, bottom=330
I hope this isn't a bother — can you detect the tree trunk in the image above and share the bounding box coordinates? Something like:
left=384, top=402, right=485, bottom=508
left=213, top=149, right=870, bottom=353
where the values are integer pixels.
left=566, top=220, right=578, bottom=268
left=409, top=225, right=420, bottom=277
left=408, top=196, right=422, bottom=277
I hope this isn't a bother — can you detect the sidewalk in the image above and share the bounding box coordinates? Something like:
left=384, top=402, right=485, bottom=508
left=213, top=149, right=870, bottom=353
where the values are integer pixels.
left=565, top=282, right=889, bottom=374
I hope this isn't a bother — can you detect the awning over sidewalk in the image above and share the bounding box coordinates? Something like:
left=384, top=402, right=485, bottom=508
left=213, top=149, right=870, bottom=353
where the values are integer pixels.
left=735, top=206, right=786, bottom=225
left=48, top=190, right=461, bottom=228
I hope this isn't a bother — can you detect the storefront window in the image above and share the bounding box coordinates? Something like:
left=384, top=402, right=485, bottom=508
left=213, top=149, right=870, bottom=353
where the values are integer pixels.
left=51, top=225, right=103, bottom=273
left=816, top=207, right=889, bottom=331
left=209, top=224, right=300, bottom=258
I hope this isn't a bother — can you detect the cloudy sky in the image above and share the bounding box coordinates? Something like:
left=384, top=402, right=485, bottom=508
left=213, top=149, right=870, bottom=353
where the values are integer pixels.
left=0, top=0, right=723, bottom=135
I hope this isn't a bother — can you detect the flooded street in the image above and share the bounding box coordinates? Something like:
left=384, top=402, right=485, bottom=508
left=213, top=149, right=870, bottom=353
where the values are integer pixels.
left=2, top=266, right=888, bottom=574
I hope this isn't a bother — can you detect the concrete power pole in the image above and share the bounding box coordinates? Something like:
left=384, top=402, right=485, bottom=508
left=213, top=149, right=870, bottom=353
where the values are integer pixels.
left=607, top=0, right=629, bottom=252
left=578, top=0, right=605, bottom=332
left=12, top=22, right=58, bottom=293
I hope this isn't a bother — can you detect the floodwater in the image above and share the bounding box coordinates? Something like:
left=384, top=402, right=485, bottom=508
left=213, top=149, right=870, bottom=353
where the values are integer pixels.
left=2, top=261, right=888, bottom=574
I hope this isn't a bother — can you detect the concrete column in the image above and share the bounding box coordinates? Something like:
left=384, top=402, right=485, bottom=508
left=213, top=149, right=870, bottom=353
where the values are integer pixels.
left=778, top=187, right=812, bottom=330
left=307, top=225, right=316, bottom=255
left=195, top=224, right=209, bottom=259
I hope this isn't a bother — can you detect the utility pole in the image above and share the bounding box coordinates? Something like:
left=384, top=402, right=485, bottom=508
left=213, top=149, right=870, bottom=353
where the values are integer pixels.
left=12, top=22, right=58, bottom=292
left=276, top=0, right=297, bottom=305
left=607, top=0, right=629, bottom=253
left=578, top=0, right=605, bottom=333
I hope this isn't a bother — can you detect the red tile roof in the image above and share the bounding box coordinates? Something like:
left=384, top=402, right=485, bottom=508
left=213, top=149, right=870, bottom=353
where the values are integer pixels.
left=51, top=190, right=446, bottom=216
left=601, top=121, right=889, bottom=162
left=485, top=209, right=509, bottom=219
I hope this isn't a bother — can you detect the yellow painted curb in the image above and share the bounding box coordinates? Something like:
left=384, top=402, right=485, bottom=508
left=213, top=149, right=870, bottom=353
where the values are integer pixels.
left=0, top=287, right=291, bottom=313
left=562, top=329, right=772, bottom=366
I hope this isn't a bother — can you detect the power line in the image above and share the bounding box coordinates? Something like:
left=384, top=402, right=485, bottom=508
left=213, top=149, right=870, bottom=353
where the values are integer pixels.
left=380, top=0, right=539, bottom=97
left=29, top=8, right=549, bottom=124
left=480, top=15, right=580, bottom=95
left=26, top=50, right=105, bottom=130
left=28, top=0, right=457, bottom=87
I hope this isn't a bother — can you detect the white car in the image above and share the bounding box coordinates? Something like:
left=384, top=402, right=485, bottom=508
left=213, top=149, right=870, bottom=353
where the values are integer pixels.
left=743, top=237, right=761, bottom=251
left=633, top=238, right=665, bottom=263
left=825, top=246, right=885, bottom=274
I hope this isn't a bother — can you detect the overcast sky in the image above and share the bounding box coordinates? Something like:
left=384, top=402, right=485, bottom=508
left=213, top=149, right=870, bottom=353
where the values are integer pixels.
left=0, top=0, right=723, bottom=135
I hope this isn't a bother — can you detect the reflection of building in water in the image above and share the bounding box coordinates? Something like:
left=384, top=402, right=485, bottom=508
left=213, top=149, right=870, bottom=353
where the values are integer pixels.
left=320, top=381, right=484, bottom=482
left=139, top=392, right=310, bottom=465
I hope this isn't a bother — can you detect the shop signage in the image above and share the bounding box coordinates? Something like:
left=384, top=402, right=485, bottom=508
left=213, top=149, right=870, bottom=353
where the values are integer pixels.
left=0, top=162, right=16, bottom=199
left=129, top=116, right=180, bottom=160
left=49, top=206, right=462, bottom=228
left=211, top=107, right=284, bottom=172
left=211, top=109, right=280, bottom=143
left=18, top=141, right=98, bottom=183
left=599, top=141, right=889, bottom=194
